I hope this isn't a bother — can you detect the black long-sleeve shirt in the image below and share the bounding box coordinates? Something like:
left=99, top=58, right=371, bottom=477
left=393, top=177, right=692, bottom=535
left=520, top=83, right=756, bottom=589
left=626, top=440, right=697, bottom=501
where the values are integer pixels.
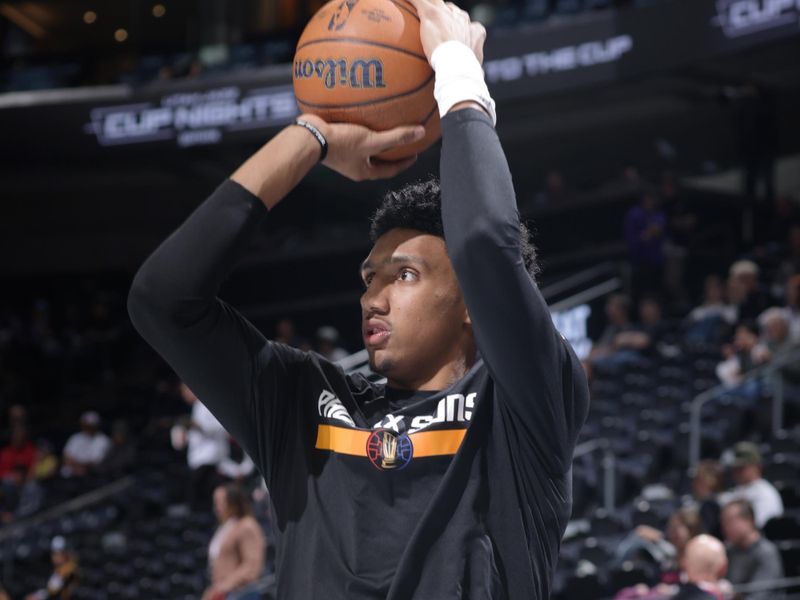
left=128, top=108, right=589, bottom=599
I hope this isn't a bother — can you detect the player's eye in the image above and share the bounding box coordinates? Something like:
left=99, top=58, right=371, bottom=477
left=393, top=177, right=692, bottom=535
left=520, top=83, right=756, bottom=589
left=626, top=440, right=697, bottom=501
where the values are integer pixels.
left=398, top=268, right=417, bottom=282
left=363, top=272, right=374, bottom=287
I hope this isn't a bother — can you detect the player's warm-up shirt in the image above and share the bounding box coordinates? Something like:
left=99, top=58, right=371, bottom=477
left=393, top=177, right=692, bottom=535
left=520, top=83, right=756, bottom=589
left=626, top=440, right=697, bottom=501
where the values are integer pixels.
left=128, top=108, right=590, bottom=600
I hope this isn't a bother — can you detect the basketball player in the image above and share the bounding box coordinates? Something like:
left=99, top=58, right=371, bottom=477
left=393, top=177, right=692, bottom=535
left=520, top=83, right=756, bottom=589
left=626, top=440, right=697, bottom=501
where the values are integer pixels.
left=128, top=0, right=589, bottom=597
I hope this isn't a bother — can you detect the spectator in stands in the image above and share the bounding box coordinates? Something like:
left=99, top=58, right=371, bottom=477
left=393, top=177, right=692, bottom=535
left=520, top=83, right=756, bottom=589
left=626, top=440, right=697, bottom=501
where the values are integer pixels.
left=685, top=275, right=737, bottom=345
left=719, top=442, right=783, bottom=528
left=95, top=419, right=136, bottom=477
left=727, top=260, right=770, bottom=323
left=0, top=424, right=36, bottom=479
left=0, top=465, right=24, bottom=523
left=32, top=439, right=58, bottom=480
left=720, top=499, right=784, bottom=600
left=674, top=534, right=729, bottom=600
left=24, top=536, right=79, bottom=600
left=715, top=321, right=764, bottom=389
left=624, top=190, right=667, bottom=303
left=14, top=464, right=44, bottom=519
left=60, top=411, right=111, bottom=477
left=274, top=317, right=309, bottom=350
left=590, top=294, right=637, bottom=367
left=171, top=383, right=229, bottom=511
left=203, top=482, right=265, bottom=600
left=598, top=294, right=669, bottom=360
left=691, top=460, right=724, bottom=539
left=631, top=507, right=705, bottom=585
left=218, top=439, right=256, bottom=484
left=315, top=326, right=348, bottom=362
left=756, top=307, right=796, bottom=360
left=3, top=404, right=28, bottom=441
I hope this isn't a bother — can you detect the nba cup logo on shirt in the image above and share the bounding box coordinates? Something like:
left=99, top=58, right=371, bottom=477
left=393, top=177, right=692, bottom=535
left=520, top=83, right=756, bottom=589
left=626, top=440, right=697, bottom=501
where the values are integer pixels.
left=328, top=0, right=359, bottom=31
left=366, top=429, right=413, bottom=470
left=293, top=58, right=386, bottom=89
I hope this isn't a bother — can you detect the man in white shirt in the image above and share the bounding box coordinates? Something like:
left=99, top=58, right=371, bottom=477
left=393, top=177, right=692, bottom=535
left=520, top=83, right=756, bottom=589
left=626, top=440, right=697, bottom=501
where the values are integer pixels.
left=61, top=411, right=111, bottom=477
left=719, top=442, right=784, bottom=528
left=172, top=383, right=230, bottom=511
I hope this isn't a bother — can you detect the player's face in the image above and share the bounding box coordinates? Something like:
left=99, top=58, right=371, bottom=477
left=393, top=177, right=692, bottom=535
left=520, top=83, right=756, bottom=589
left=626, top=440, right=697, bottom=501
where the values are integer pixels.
left=360, top=229, right=471, bottom=389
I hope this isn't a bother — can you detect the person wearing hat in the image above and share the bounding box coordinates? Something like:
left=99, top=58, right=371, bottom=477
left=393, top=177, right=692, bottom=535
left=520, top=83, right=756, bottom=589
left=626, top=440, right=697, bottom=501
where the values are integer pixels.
left=718, top=442, right=783, bottom=528
left=24, top=536, right=79, bottom=600
left=60, top=411, right=110, bottom=478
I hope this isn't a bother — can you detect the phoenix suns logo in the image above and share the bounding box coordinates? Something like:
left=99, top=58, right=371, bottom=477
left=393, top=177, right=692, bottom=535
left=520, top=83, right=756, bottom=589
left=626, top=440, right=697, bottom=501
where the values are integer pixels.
left=328, top=0, right=359, bottom=31
left=366, top=429, right=413, bottom=470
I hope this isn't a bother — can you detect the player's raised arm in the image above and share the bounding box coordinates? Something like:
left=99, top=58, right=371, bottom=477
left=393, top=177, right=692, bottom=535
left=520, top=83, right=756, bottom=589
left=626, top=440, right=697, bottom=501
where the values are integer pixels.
left=127, top=117, right=424, bottom=480
left=408, top=0, right=589, bottom=474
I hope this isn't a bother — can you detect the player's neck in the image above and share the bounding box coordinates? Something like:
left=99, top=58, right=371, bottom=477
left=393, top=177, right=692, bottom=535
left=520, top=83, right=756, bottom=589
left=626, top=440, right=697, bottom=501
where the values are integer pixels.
left=388, top=352, right=475, bottom=392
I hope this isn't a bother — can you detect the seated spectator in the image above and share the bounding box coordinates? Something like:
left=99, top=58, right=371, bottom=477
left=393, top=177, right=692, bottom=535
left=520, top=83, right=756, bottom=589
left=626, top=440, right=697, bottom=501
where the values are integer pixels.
left=721, top=499, right=784, bottom=600
left=171, top=383, right=229, bottom=512
left=674, top=534, right=730, bottom=600
left=203, top=483, right=266, bottom=600
left=691, top=460, right=724, bottom=539
left=0, top=425, right=36, bottom=479
left=15, top=466, right=44, bottom=519
left=0, top=465, right=24, bottom=523
left=590, top=294, right=640, bottom=368
left=715, top=321, right=765, bottom=389
left=618, top=507, right=705, bottom=586
left=274, top=318, right=310, bottom=350
left=95, top=419, right=136, bottom=477
left=685, top=275, right=737, bottom=345
left=727, top=260, right=770, bottom=323
left=32, top=439, right=58, bottom=480
left=614, top=533, right=729, bottom=600
left=61, top=411, right=111, bottom=477
left=756, top=307, right=796, bottom=360
left=614, top=294, right=673, bottom=354
left=218, top=439, right=256, bottom=483
left=315, top=326, right=348, bottom=362
left=718, top=442, right=783, bottom=528
left=24, top=536, right=79, bottom=600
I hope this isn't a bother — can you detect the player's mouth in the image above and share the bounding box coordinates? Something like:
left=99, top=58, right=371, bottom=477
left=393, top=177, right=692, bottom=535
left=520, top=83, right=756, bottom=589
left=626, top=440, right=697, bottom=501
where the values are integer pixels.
left=363, top=319, right=391, bottom=347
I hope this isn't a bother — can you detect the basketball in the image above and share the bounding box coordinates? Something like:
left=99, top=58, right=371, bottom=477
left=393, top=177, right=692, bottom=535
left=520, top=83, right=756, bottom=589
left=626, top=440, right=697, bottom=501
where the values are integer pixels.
left=292, top=0, right=441, bottom=161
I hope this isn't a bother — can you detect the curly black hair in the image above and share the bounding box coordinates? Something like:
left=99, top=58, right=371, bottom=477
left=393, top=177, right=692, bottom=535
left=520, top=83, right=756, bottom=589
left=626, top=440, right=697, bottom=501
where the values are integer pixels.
left=369, top=177, right=541, bottom=280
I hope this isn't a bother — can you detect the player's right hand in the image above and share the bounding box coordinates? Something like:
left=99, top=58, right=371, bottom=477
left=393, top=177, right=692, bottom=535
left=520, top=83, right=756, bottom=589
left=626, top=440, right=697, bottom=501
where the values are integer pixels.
left=406, top=0, right=487, bottom=65
left=300, top=113, right=424, bottom=181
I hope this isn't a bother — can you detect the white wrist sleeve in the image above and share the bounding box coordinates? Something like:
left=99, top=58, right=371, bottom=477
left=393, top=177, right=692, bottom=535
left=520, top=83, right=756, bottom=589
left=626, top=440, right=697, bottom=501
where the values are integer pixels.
left=430, top=40, right=496, bottom=126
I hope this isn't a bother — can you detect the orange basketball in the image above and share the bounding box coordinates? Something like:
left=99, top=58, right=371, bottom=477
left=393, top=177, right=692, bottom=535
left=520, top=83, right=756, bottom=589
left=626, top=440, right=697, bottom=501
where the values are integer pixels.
left=292, top=0, right=441, bottom=161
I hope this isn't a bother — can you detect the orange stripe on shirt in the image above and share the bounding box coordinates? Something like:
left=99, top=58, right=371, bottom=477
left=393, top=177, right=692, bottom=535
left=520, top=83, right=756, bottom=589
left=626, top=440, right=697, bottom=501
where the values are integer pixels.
left=315, top=424, right=466, bottom=458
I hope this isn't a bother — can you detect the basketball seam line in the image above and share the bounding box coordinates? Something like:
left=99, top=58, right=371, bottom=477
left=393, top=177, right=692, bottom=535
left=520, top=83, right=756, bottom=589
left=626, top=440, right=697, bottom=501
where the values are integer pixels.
left=295, top=37, right=428, bottom=62
left=422, top=101, right=437, bottom=124
left=387, top=0, right=420, bottom=22
left=295, top=72, right=434, bottom=109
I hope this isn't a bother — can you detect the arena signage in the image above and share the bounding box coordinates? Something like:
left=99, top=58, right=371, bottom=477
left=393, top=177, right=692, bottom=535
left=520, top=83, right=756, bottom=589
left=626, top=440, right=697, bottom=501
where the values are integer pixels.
left=711, top=0, right=800, bottom=38
left=484, top=34, right=633, bottom=84
left=2, top=0, right=798, bottom=157
left=83, top=84, right=298, bottom=148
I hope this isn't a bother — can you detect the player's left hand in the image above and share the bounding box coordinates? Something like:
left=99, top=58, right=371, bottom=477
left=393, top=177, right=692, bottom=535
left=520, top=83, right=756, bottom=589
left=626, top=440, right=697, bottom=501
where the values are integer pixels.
left=406, top=0, right=487, bottom=64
